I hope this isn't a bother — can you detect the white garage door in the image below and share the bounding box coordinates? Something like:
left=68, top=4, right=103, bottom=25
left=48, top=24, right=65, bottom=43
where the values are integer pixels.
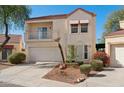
left=29, top=47, right=62, bottom=62
left=111, top=45, right=124, bottom=67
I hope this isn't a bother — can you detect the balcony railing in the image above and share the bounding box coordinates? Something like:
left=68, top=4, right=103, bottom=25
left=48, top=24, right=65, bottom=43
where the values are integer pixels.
left=28, top=31, right=52, bottom=40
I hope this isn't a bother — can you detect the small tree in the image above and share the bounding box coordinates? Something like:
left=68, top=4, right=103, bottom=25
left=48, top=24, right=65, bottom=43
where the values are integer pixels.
left=100, top=9, right=124, bottom=43
left=0, top=5, right=31, bottom=50
left=54, top=37, right=65, bottom=63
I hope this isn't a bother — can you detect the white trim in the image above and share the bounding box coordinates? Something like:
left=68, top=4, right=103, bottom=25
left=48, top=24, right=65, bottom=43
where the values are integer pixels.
left=80, top=20, right=89, bottom=23
left=69, top=20, right=79, bottom=24
left=105, top=34, right=124, bottom=38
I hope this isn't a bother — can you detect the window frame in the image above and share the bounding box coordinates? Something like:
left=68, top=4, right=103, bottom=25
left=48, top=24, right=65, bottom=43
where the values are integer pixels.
left=37, top=27, right=48, bottom=39
left=84, top=45, right=88, bottom=59
left=81, top=23, right=88, bottom=33
left=71, top=24, right=78, bottom=33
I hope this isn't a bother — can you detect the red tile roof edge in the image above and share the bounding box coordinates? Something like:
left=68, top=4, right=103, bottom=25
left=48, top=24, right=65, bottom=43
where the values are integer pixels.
left=0, top=34, right=22, bottom=43
left=26, top=8, right=96, bottom=21
left=106, top=29, right=124, bottom=36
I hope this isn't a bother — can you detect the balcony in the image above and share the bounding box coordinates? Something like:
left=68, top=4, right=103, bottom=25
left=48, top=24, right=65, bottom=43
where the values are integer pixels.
left=27, top=31, right=52, bottom=40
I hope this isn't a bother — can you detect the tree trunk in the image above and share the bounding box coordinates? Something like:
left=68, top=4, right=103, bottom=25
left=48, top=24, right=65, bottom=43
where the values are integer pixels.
left=0, top=22, right=10, bottom=50
left=58, top=43, right=65, bottom=63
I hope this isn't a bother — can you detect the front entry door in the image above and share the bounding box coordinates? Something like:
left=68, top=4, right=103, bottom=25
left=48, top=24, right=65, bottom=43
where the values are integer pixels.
left=2, top=49, right=12, bottom=60
left=2, top=49, right=7, bottom=60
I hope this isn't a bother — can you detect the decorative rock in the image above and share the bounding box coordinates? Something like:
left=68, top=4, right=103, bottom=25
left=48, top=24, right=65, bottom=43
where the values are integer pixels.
left=59, top=64, right=67, bottom=70
left=74, top=77, right=85, bottom=83
left=77, top=78, right=80, bottom=83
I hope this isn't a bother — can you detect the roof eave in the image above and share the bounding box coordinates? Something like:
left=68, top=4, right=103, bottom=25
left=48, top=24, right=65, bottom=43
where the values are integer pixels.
left=26, top=8, right=96, bottom=22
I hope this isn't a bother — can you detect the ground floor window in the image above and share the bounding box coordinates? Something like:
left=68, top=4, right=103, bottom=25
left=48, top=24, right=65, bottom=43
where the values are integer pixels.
left=84, top=45, right=88, bottom=59
left=67, top=44, right=89, bottom=61
left=67, top=45, right=75, bottom=62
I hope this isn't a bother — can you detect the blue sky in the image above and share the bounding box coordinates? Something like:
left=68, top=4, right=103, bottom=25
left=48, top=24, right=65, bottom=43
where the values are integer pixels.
left=11, top=5, right=124, bottom=42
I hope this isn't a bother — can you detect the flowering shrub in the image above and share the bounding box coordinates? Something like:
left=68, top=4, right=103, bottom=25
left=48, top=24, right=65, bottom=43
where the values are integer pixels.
left=93, top=52, right=110, bottom=66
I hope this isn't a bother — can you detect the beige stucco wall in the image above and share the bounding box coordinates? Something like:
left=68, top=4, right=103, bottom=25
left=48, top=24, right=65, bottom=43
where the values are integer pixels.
left=105, top=35, right=124, bottom=56
left=27, top=22, right=53, bottom=31
left=66, top=9, right=96, bottom=62
left=25, top=9, right=96, bottom=62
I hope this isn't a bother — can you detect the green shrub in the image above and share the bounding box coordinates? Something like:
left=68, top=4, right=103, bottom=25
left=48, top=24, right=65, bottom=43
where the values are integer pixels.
left=8, top=52, right=26, bottom=64
left=80, top=64, right=91, bottom=75
left=91, top=60, right=103, bottom=71
left=77, top=61, right=84, bottom=66
left=67, top=45, right=75, bottom=63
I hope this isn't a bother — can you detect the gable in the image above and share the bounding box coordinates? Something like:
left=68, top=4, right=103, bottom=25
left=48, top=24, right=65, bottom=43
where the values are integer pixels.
left=67, top=9, right=93, bottom=20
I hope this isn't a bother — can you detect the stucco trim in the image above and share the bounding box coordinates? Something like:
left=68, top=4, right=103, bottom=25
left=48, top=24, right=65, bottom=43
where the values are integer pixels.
left=105, top=34, right=124, bottom=38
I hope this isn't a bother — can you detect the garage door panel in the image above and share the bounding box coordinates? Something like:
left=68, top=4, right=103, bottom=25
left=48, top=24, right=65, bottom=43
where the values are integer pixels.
left=29, top=47, right=62, bottom=62
left=111, top=45, right=124, bottom=67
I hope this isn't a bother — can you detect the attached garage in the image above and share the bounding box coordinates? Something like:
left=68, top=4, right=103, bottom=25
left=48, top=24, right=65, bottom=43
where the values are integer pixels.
left=28, top=47, right=62, bottom=62
left=105, top=30, right=124, bottom=67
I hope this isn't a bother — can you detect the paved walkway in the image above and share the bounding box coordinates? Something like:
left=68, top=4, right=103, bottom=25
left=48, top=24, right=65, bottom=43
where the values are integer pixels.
left=0, top=63, right=124, bottom=87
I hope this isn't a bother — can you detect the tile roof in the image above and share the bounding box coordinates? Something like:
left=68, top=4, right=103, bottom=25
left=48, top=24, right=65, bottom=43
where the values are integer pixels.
left=26, top=8, right=96, bottom=21
left=106, top=29, right=124, bottom=36
left=0, top=34, right=22, bottom=43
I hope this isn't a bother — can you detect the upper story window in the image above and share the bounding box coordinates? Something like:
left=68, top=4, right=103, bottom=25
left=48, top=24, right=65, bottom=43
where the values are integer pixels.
left=81, top=23, right=88, bottom=33
left=71, top=24, right=78, bottom=33
left=37, top=27, right=48, bottom=39
left=38, top=27, right=47, bottom=32
left=42, top=27, right=47, bottom=31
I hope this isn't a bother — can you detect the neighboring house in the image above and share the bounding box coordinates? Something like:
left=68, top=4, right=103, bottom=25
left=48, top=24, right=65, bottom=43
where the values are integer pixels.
left=25, top=8, right=96, bottom=63
left=105, top=21, right=124, bottom=67
left=0, top=34, right=23, bottom=61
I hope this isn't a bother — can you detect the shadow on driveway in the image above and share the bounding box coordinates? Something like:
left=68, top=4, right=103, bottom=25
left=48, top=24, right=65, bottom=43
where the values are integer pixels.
left=103, top=68, right=115, bottom=71
left=89, top=73, right=106, bottom=77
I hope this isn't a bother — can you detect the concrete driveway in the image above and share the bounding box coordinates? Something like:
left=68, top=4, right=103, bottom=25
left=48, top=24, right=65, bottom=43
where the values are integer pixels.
left=77, top=67, right=124, bottom=87
left=0, top=63, right=124, bottom=87
left=0, top=62, right=73, bottom=87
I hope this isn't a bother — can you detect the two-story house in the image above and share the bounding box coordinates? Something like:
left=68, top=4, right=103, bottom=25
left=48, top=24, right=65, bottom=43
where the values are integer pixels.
left=25, top=8, right=96, bottom=63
